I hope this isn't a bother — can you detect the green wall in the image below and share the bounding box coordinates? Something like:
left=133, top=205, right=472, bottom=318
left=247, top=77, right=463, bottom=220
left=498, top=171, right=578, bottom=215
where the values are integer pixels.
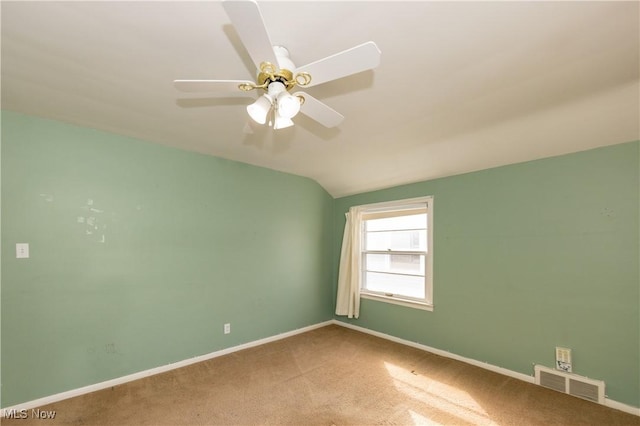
left=1, top=111, right=334, bottom=407
left=2, top=110, right=639, bottom=410
left=333, top=141, right=640, bottom=408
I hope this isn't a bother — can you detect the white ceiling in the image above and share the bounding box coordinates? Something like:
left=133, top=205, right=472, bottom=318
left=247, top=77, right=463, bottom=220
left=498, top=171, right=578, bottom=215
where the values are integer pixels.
left=2, top=1, right=638, bottom=197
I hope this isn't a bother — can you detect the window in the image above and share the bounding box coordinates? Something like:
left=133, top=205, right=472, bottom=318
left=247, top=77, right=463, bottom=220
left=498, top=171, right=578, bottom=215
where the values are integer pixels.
left=360, top=196, right=433, bottom=310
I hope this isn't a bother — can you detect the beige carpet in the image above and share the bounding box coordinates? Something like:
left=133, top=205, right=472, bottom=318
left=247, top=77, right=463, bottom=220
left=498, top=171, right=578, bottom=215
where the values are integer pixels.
left=3, top=324, right=639, bottom=425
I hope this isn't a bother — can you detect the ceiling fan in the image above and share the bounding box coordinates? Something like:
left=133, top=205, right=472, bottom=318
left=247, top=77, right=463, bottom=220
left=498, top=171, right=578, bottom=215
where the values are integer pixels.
left=174, top=0, right=381, bottom=130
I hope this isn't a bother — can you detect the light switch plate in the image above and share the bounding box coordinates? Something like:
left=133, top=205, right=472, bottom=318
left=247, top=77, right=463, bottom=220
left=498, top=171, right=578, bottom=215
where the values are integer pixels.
left=16, top=243, right=29, bottom=259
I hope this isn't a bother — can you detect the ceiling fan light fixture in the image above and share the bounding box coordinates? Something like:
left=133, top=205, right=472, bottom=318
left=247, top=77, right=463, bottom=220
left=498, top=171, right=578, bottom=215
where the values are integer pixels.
left=266, top=81, right=287, bottom=96
left=247, top=94, right=272, bottom=124
left=273, top=112, right=294, bottom=130
left=276, top=92, right=301, bottom=119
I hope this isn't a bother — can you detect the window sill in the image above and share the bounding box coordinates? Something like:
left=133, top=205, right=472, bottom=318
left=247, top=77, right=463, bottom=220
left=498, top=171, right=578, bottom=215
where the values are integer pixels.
left=360, top=292, right=434, bottom=312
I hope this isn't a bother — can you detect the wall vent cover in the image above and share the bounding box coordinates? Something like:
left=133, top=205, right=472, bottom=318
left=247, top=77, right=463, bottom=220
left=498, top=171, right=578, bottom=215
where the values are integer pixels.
left=534, top=365, right=605, bottom=404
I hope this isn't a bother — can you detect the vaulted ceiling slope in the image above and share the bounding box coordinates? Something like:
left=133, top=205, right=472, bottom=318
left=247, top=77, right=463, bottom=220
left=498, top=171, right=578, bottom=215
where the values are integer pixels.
left=2, top=1, right=638, bottom=197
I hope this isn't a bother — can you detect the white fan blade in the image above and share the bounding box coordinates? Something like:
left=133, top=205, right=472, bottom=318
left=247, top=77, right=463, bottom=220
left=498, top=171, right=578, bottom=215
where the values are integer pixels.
left=222, top=0, right=279, bottom=70
left=294, top=41, right=381, bottom=88
left=174, top=80, right=253, bottom=93
left=294, top=91, right=344, bottom=128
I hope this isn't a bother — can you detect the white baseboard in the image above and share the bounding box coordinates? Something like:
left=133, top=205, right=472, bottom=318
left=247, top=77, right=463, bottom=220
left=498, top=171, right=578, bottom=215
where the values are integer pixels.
left=330, top=320, right=640, bottom=417
left=605, top=399, right=640, bottom=417
left=1, top=320, right=333, bottom=416
left=3, top=319, right=638, bottom=418
left=331, top=320, right=534, bottom=384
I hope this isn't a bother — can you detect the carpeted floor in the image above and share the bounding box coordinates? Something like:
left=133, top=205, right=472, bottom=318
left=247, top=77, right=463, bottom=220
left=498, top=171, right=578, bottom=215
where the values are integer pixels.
left=3, top=324, right=639, bottom=425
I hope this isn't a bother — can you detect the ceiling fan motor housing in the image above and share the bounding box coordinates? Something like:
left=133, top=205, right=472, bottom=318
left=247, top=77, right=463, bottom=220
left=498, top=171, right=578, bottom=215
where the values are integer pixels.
left=258, top=68, right=293, bottom=89
left=256, top=46, right=296, bottom=90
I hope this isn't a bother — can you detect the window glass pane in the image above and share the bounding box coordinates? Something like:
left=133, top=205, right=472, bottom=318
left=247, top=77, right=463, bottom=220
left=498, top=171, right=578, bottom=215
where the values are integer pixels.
left=365, top=253, right=424, bottom=275
left=364, top=271, right=425, bottom=299
left=366, top=213, right=426, bottom=232
left=365, top=230, right=427, bottom=251
left=357, top=197, right=432, bottom=307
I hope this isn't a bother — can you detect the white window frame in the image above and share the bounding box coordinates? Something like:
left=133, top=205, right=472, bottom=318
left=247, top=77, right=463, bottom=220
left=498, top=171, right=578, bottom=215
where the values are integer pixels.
left=358, top=196, right=434, bottom=311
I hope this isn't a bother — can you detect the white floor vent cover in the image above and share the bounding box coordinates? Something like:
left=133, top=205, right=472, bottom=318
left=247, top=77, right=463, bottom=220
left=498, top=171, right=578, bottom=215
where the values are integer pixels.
left=534, top=365, right=605, bottom=404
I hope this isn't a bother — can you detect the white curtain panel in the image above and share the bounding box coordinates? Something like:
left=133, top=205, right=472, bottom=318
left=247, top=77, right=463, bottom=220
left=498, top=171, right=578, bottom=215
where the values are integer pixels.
left=335, top=206, right=363, bottom=318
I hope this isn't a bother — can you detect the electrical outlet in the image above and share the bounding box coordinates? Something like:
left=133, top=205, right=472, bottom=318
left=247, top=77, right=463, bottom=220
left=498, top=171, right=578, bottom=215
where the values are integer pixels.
left=16, top=243, right=29, bottom=259
left=224, top=323, right=231, bottom=334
